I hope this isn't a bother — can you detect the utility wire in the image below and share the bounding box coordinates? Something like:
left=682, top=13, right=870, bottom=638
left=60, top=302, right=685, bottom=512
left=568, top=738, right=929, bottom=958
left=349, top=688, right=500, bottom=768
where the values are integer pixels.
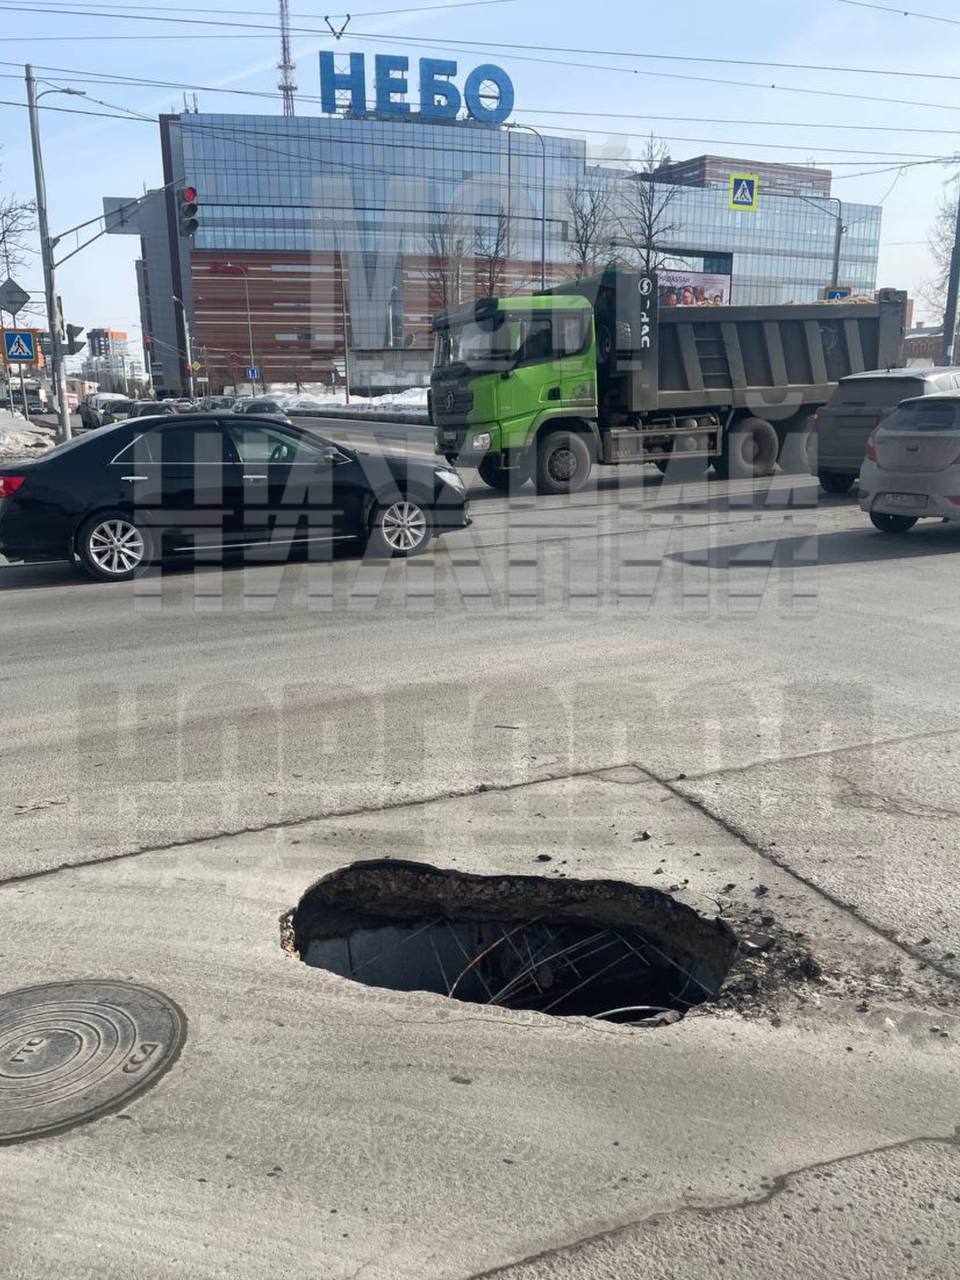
left=3, top=54, right=960, bottom=122
left=6, top=66, right=960, bottom=136
left=1, top=93, right=954, bottom=168
left=1, top=1, right=959, bottom=83
left=836, top=0, right=960, bottom=25
left=0, top=1, right=518, bottom=41
left=0, top=0, right=515, bottom=25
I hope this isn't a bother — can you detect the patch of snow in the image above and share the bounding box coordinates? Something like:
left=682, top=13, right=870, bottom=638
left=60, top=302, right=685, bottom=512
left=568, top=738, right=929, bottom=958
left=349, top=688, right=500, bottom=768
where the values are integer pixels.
left=267, top=386, right=429, bottom=415
left=0, top=409, right=56, bottom=461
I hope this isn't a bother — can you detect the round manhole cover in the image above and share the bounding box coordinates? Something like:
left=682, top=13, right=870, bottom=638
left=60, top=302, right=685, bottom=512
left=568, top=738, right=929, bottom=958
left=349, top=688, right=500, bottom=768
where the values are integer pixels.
left=0, top=980, right=186, bottom=1144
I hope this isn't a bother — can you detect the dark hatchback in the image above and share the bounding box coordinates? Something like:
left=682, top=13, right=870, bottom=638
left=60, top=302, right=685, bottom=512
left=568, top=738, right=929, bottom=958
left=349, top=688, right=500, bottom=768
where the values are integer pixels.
left=0, top=414, right=469, bottom=582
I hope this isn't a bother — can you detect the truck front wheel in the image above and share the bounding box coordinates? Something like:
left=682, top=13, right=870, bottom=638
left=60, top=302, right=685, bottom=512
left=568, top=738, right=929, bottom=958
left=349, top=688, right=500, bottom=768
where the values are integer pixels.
left=715, top=417, right=779, bottom=480
left=535, top=430, right=593, bottom=495
left=477, top=454, right=529, bottom=492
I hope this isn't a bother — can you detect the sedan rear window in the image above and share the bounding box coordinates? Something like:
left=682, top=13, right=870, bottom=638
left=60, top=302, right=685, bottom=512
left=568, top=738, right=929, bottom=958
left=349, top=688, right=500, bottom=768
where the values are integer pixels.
left=832, top=378, right=925, bottom=406
left=882, top=401, right=960, bottom=432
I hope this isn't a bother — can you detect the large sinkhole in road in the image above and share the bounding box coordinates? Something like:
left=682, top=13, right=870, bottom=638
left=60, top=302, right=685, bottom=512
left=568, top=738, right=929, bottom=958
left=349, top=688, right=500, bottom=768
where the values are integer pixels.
left=285, top=861, right=737, bottom=1025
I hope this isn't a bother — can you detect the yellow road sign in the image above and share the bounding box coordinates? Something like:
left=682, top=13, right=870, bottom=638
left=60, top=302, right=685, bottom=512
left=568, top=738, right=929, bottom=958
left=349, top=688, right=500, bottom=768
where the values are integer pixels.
left=729, top=172, right=759, bottom=212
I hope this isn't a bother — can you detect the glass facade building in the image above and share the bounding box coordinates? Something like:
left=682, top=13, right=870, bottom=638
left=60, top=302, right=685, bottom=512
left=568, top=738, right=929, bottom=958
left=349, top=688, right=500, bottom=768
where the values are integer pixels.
left=122, top=110, right=883, bottom=392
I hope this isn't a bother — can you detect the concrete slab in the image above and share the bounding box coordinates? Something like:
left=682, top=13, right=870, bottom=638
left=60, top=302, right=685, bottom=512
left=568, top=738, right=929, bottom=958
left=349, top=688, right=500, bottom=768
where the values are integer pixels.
left=482, top=1139, right=960, bottom=1279
left=676, top=735, right=960, bottom=978
left=2, top=776, right=957, bottom=1279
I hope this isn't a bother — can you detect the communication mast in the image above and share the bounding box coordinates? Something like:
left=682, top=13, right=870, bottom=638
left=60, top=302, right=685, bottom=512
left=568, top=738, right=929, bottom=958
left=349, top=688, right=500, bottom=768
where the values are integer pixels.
left=277, top=0, right=297, bottom=117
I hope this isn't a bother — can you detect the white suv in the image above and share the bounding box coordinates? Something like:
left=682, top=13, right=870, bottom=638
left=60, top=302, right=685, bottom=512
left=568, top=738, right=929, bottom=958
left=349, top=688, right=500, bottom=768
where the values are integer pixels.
left=859, top=393, right=960, bottom=533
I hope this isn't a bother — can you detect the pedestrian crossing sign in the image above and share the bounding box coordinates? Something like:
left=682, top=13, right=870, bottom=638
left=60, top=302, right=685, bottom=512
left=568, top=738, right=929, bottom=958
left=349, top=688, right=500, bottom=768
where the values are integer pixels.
left=3, top=329, right=37, bottom=362
left=728, top=172, right=759, bottom=212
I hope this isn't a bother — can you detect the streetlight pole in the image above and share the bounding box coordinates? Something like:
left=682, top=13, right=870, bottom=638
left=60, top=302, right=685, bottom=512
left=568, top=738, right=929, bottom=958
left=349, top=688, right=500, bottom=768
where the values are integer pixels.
left=223, top=262, right=256, bottom=392
left=132, top=323, right=154, bottom=394
left=25, top=65, right=85, bottom=442
left=338, top=245, right=352, bottom=405
left=172, top=295, right=194, bottom=398
left=827, top=197, right=845, bottom=289
left=507, top=123, right=547, bottom=290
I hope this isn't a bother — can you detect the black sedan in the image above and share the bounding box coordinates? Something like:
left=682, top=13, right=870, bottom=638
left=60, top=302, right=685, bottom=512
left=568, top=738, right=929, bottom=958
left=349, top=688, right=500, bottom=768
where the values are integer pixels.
left=0, top=414, right=469, bottom=582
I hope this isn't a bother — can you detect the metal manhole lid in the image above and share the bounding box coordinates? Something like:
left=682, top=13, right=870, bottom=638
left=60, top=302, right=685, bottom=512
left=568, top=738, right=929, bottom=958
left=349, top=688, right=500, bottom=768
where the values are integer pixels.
left=0, top=979, right=186, bottom=1144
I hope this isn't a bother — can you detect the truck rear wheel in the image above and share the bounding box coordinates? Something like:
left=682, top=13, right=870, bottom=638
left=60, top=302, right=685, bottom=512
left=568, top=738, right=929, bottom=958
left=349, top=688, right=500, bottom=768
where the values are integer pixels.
left=715, top=417, right=779, bottom=479
left=536, top=430, right=592, bottom=495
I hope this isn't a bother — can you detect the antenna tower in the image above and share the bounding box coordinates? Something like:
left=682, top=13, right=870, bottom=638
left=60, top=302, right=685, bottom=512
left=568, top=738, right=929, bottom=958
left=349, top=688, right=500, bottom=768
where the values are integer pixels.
left=278, top=0, right=297, bottom=117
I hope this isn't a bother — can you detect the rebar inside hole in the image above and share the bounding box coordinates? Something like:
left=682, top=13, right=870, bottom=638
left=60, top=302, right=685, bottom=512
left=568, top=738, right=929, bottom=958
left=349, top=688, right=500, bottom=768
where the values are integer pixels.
left=285, top=860, right=737, bottom=1026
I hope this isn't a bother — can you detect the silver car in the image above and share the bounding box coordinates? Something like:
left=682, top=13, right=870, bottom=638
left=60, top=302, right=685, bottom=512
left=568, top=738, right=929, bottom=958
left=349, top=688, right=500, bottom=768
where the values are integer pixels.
left=815, top=368, right=960, bottom=495
left=858, top=393, right=960, bottom=533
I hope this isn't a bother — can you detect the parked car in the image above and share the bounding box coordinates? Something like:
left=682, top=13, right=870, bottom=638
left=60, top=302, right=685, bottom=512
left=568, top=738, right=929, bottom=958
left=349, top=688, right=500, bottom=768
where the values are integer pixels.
left=0, top=414, right=469, bottom=581
left=234, top=397, right=292, bottom=421
left=285, top=397, right=328, bottom=413
left=815, top=367, right=960, bottom=494
left=131, top=401, right=176, bottom=418
left=858, top=393, right=960, bottom=534
left=100, top=400, right=137, bottom=424
left=88, top=393, right=129, bottom=413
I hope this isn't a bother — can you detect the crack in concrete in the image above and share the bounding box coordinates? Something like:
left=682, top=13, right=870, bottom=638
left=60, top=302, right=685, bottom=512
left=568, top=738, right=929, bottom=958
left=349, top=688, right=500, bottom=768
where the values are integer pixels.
left=462, top=1125, right=960, bottom=1279
left=672, top=724, right=960, bottom=786
left=834, top=773, right=960, bottom=822
left=0, top=760, right=647, bottom=891
left=648, top=767, right=960, bottom=984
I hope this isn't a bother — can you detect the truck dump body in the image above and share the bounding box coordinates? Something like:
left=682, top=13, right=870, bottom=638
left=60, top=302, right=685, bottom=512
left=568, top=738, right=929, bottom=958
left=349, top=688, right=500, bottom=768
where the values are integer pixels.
left=546, top=271, right=907, bottom=420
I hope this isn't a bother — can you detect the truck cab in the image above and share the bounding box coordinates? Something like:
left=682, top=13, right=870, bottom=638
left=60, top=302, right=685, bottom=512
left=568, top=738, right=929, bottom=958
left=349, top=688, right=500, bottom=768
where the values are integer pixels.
left=431, top=295, right=598, bottom=492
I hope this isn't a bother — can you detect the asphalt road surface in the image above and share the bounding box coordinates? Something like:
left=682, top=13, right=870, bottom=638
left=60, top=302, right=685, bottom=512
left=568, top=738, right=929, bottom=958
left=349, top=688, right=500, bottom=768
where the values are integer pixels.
left=2, top=418, right=959, bottom=1278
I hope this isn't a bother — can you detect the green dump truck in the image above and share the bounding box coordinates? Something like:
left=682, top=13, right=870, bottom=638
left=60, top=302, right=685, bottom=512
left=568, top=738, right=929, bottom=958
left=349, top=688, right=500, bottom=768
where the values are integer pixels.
left=430, top=270, right=907, bottom=493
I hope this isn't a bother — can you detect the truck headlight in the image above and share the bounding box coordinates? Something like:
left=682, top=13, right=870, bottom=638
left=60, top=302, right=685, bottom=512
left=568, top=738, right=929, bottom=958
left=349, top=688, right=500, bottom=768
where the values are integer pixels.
left=435, top=468, right=465, bottom=493
left=472, top=432, right=491, bottom=451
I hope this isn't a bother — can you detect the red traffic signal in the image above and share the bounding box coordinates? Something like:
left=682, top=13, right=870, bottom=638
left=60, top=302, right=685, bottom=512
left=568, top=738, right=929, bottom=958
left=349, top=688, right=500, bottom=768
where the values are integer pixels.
left=178, top=185, right=199, bottom=237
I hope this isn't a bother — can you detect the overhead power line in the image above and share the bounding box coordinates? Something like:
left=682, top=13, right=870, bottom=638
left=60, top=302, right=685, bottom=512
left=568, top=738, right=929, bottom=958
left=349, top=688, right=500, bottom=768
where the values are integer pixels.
left=2, top=90, right=953, bottom=164
left=6, top=63, right=960, bottom=136
left=0, top=2, right=959, bottom=84
left=0, top=0, right=517, bottom=42
left=836, top=0, right=960, bottom=25
left=4, top=51, right=960, bottom=122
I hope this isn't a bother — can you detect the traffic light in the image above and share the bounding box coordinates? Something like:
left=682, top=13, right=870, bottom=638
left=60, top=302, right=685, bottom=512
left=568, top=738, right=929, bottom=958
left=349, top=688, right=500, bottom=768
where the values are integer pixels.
left=65, top=324, right=85, bottom=355
left=178, top=185, right=199, bottom=236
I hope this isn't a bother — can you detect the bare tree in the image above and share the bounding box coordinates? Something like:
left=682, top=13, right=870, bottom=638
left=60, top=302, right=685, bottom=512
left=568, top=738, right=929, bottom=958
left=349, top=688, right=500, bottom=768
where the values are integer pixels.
left=922, top=186, right=958, bottom=315
left=0, top=187, right=39, bottom=322
left=565, top=168, right=614, bottom=278
left=613, top=134, right=682, bottom=273
left=426, top=213, right=469, bottom=312
left=0, top=192, right=36, bottom=277
left=474, top=210, right=509, bottom=297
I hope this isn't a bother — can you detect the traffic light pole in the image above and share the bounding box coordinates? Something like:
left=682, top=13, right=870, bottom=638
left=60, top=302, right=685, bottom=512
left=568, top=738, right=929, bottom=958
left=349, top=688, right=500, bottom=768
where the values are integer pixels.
left=25, top=65, right=71, bottom=442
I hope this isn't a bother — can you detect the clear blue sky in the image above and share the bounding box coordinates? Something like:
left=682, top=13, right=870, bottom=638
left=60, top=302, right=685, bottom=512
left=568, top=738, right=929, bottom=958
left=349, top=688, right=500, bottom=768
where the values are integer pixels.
left=0, top=0, right=955, bottom=337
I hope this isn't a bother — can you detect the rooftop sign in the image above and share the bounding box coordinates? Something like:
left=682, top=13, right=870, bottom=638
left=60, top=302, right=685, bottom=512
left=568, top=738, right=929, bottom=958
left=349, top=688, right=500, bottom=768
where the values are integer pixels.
left=319, top=52, right=515, bottom=125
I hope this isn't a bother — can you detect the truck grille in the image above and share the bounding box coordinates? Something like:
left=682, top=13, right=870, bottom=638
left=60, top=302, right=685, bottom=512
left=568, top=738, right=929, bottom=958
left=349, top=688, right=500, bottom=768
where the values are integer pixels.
left=432, top=384, right=474, bottom=423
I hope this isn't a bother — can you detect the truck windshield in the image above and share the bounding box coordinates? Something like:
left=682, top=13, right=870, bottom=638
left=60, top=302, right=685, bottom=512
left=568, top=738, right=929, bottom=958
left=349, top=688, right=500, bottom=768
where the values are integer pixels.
left=434, top=322, right=509, bottom=371
left=435, top=311, right=589, bottom=372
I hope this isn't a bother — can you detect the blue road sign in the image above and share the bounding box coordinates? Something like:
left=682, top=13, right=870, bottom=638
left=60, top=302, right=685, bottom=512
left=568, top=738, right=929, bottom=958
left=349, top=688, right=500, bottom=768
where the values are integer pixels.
left=3, top=330, right=36, bottom=362
left=245, top=366, right=260, bottom=380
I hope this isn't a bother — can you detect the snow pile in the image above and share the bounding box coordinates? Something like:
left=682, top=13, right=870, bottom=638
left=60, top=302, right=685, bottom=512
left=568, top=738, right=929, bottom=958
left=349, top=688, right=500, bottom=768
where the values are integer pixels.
left=266, top=386, right=430, bottom=416
left=0, top=410, right=56, bottom=460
